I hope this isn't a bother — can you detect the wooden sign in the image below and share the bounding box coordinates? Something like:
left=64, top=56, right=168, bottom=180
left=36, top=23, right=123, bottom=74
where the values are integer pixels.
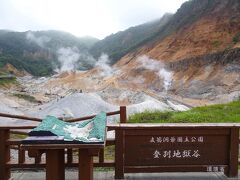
left=125, top=129, right=229, bottom=172
left=109, top=124, right=240, bottom=179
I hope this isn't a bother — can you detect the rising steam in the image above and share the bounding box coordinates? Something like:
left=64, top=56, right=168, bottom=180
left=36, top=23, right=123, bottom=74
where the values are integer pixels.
left=137, top=55, right=172, bottom=91
left=95, top=53, right=114, bottom=77
left=158, top=68, right=172, bottom=91
left=56, top=47, right=80, bottom=72
left=25, top=33, right=97, bottom=72
left=26, top=32, right=50, bottom=48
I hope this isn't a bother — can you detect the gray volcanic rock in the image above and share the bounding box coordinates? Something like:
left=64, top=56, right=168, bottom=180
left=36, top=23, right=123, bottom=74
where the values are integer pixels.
left=28, top=93, right=118, bottom=119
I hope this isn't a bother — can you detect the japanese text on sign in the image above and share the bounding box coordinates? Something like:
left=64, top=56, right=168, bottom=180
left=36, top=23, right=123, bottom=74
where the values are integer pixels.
left=153, top=149, right=200, bottom=159
left=150, top=136, right=204, bottom=143
left=207, top=166, right=225, bottom=173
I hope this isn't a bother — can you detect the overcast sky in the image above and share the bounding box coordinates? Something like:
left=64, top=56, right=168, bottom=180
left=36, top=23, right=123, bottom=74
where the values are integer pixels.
left=0, top=0, right=187, bottom=39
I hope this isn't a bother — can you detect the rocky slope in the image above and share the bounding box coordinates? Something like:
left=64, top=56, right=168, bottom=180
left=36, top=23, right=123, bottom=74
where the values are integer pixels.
left=169, top=48, right=240, bottom=103
left=107, top=0, right=240, bottom=105
left=116, top=0, right=240, bottom=64
left=26, top=48, right=239, bottom=107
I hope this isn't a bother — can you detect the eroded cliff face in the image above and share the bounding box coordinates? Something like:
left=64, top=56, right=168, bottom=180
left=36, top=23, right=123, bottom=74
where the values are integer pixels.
left=100, top=48, right=238, bottom=106
left=117, top=17, right=240, bottom=66
left=169, top=48, right=240, bottom=103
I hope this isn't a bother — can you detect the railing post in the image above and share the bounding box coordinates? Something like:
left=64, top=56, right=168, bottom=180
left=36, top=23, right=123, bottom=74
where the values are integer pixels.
left=0, top=129, right=10, bottom=180
left=115, top=129, right=124, bottom=179
left=228, top=127, right=239, bottom=177
left=18, top=145, right=25, bottom=164
left=120, top=106, right=127, bottom=123
left=35, top=155, right=41, bottom=164
left=67, top=149, right=73, bottom=165
left=99, top=149, right=104, bottom=163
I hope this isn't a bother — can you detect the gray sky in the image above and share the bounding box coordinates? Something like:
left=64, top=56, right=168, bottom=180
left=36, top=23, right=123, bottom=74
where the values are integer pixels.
left=0, top=0, right=187, bottom=39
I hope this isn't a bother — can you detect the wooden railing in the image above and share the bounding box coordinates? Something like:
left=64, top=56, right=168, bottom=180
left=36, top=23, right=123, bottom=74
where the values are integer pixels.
left=0, top=106, right=126, bottom=180
left=2, top=106, right=239, bottom=180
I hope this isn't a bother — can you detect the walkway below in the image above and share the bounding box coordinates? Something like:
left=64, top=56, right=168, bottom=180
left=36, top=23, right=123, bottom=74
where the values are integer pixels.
left=11, top=170, right=240, bottom=180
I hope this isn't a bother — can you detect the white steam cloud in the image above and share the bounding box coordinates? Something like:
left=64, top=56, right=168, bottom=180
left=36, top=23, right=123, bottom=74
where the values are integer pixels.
left=158, top=69, right=172, bottom=91
left=95, top=54, right=113, bottom=77
left=56, top=51, right=117, bottom=74
left=137, top=55, right=173, bottom=91
left=56, top=48, right=98, bottom=73
left=95, top=53, right=121, bottom=77
left=26, top=32, right=50, bottom=48
left=56, top=47, right=80, bottom=72
left=26, top=33, right=97, bottom=72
